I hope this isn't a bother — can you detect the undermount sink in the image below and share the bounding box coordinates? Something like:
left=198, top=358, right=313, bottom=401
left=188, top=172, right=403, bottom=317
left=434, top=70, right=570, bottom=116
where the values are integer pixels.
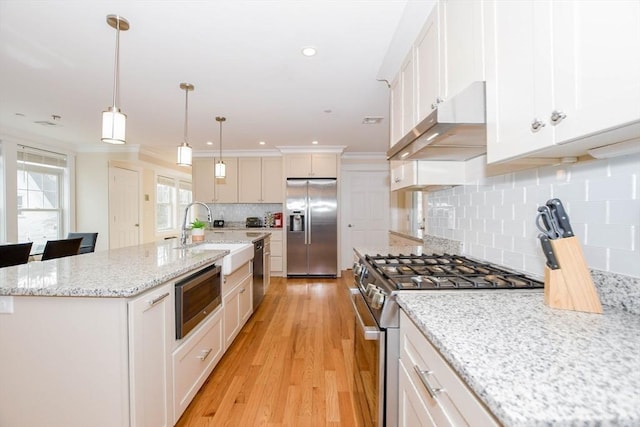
left=190, top=242, right=254, bottom=275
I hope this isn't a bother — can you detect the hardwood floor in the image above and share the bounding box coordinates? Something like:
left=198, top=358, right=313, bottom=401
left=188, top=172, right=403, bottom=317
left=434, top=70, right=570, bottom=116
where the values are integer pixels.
left=176, top=271, right=365, bottom=426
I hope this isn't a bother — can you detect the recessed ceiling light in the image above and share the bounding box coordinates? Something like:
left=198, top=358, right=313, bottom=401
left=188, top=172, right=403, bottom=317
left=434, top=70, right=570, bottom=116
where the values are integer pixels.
left=206, top=141, right=213, bottom=145
left=312, top=140, right=319, bottom=145
left=259, top=141, right=266, bottom=145
left=301, top=46, right=317, bottom=57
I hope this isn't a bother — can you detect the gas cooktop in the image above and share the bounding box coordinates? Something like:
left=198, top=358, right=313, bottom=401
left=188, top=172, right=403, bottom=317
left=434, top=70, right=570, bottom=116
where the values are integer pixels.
left=365, top=253, right=544, bottom=290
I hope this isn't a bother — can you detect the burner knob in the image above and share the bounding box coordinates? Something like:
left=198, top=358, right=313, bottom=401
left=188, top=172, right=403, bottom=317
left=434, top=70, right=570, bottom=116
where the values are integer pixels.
left=353, top=263, right=362, bottom=275
left=365, top=283, right=377, bottom=297
left=371, top=291, right=385, bottom=309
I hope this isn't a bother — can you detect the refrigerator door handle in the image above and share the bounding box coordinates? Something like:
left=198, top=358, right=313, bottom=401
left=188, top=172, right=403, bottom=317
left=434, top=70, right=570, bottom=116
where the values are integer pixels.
left=306, top=207, right=311, bottom=245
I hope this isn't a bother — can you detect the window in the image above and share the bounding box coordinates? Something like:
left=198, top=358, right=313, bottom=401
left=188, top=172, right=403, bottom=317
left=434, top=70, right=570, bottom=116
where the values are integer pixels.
left=156, top=175, right=176, bottom=231
left=178, top=180, right=192, bottom=220
left=17, top=146, right=67, bottom=248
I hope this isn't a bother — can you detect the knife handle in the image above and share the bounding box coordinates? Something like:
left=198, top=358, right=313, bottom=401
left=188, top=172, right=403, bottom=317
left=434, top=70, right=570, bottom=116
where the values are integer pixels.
left=547, top=199, right=574, bottom=238
left=539, top=233, right=560, bottom=270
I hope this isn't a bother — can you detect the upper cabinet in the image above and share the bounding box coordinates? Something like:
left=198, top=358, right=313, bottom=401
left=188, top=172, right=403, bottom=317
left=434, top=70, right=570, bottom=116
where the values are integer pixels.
left=284, top=153, right=337, bottom=178
left=238, top=157, right=283, bottom=203
left=192, top=157, right=238, bottom=203
left=391, top=0, right=485, bottom=148
left=484, top=0, right=640, bottom=164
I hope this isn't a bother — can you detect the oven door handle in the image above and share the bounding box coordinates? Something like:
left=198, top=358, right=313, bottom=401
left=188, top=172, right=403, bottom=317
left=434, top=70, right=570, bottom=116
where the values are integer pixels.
left=350, top=288, right=381, bottom=341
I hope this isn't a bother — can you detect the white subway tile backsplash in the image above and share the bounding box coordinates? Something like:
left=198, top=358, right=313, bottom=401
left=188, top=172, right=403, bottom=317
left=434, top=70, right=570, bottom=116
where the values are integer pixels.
left=426, top=154, right=639, bottom=278
left=588, top=174, right=635, bottom=201
left=587, top=223, right=635, bottom=250
left=502, top=251, right=524, bottom=271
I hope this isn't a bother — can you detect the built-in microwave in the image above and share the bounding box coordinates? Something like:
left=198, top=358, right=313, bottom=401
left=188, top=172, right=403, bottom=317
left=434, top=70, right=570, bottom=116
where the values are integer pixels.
left=175, top=263, right=222, bottom=339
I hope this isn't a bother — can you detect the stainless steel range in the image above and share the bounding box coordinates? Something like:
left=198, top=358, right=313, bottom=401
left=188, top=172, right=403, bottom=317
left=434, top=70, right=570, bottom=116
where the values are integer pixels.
left=349, top=251, right=544, bottom=426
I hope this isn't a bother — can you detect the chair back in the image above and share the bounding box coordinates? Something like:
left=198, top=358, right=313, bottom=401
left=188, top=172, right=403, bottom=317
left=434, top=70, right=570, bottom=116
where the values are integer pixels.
left=0, top=242, right=33, bottom=268
left=41, top=238, right=83, bottom=261
left=67, top=232, right=99, bottom=254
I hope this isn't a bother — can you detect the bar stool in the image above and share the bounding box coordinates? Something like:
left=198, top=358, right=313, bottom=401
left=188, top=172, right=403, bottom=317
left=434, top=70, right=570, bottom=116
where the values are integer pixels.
left=41, top=238, right=83, bottom=261
left=0, top=242, right=33, bottom=268
left=67, top=232, right=99, bottom=254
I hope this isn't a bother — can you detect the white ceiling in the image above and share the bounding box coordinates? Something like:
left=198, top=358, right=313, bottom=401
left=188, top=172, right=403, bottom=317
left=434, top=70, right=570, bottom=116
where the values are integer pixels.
left=0, top=0, right=422, bottom=160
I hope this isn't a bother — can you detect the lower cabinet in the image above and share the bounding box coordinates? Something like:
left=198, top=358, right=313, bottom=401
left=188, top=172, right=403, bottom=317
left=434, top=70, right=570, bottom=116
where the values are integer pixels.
left=223, top=262, right=253, bottom=349
left=399, top=311, right=499, bottom=426
left=269, top=229, right=284, bottom=276
left=128, top=283, right=173, bottom=427
left=172, top=308, right=224, bottom=423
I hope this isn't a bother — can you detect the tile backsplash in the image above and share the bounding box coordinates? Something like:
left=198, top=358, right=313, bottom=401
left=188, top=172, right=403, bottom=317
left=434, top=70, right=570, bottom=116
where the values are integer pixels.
left=426, top=153, right=639, bottom=278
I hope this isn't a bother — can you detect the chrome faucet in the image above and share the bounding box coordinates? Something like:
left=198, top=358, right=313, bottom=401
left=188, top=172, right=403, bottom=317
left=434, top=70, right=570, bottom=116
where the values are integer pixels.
left=180, top=201, right=212, bottom=246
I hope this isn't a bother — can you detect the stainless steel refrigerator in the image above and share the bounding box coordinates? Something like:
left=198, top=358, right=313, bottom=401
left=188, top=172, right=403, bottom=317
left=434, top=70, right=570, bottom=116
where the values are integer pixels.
left=286, top=179, right=337, bottom=276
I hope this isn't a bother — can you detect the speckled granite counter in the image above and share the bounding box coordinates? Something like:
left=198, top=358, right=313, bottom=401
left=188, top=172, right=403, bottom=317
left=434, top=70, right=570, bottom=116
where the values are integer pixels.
left=0, top=231, right=269, bottom=298
left=397, top=292, right=640, bottom=427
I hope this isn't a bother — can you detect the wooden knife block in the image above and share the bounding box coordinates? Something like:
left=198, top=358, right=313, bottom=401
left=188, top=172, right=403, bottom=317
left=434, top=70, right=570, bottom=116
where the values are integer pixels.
left=543, top=236, right=602, bottom=314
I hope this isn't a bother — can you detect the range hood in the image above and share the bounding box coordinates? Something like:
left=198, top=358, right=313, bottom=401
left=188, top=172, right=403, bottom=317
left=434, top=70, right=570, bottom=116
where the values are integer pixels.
left=387, top=81, right=487, bottom=161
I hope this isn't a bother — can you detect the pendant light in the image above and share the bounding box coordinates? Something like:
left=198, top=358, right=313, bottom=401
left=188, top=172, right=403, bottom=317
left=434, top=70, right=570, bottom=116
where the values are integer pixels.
left=177, top=83, right=194, bottom=166
left=102, top=15, right=129, bottom=144
left=215, top=116, right=226, bottom=178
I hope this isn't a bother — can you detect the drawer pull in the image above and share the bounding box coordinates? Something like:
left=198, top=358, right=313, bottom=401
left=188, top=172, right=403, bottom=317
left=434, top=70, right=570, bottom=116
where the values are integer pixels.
left=197, top=348, right=213, bottom=361
left=414, top=365, right=443, bottom=399
left=148, top=292, right=170, bottom=307
left=240, top=288, right=246, bottom=293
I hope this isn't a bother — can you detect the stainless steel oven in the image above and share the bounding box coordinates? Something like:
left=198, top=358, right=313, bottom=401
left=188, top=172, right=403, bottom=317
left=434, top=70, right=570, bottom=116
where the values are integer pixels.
left=175, top=263, right=222, bottom=339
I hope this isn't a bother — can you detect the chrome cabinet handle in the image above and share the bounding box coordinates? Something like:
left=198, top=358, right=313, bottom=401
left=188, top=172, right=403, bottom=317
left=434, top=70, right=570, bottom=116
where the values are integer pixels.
left=148, top=292, right=170, bottom=307
left=431, top=97, right=445, bottom=109
left=239, top=288, right=246, bottom=293
left=550, top=110, right=567, bottom=125
left=196, top=348, right=212, bottom=361
left=414, top=365, right=443, bottom=400
left=530, top=119, right=546, bottom=132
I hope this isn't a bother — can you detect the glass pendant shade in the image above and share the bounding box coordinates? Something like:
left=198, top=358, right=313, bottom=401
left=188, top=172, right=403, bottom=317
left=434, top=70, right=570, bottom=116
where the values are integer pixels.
left=177, top=142, right=192, bottom=166
left=215, top=161, right=226, bottom=178
left=101, top=107, right=127, bottom=144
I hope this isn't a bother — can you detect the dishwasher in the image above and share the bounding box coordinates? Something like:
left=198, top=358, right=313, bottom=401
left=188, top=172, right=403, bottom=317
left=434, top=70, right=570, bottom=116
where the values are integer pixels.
left=253, top=239, right=265, bottom=309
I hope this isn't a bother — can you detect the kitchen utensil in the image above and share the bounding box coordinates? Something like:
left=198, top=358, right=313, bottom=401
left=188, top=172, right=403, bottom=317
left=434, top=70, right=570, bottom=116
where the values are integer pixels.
left=546, top=198, right=574, bottom=238
left=538, top=233, right=559, bottom=269
left=536, top=205, right=563, bottom=239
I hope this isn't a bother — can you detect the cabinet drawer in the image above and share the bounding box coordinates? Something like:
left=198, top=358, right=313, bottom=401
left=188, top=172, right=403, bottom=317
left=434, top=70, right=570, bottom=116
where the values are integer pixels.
left=269, top=230, right=283, bottom=241
left=172, top=310, right=224, bottom=422
left=270, top=240, right=283, bottom=257
left=270, top=256, right=283, bottom=272
left=400, top=311, right=499, bottom=426
left=222, top=262, right=251, bottom=294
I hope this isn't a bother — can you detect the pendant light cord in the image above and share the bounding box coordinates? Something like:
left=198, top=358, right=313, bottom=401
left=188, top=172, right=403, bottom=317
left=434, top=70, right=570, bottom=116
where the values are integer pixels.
left=218, top=119, right=223, bottom=161
left=184, top=88, right=189, bottom=143
left=112, top=19, right=120, bottom=109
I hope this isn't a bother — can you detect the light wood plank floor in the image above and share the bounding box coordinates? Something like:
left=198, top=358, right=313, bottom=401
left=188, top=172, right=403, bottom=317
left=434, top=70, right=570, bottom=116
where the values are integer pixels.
left=176, top=271, right=365, bottom=427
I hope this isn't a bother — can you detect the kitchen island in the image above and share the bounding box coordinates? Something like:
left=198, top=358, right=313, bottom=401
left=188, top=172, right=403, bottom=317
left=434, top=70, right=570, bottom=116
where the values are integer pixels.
left=0, top=231, right=269, bottom=427
left=397, top=292, right=640, bottom=426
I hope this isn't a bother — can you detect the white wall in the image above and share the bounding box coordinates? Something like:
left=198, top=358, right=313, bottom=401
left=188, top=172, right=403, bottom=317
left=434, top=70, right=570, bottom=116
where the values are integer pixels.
left=426, top=153, right=640, bottom=278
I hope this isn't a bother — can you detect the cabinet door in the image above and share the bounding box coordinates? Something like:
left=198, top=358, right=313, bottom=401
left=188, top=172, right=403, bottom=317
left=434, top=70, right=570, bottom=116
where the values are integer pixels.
left=284, top=154, right=313, bottom=177
left=399, top=359, right=438, bottom=427
left=416, top=8, right=441, bottom=121
left=553, top=0, right=640, bottom=143
left=223, top=274, right=252, bottom=349
left=192, top=158, right=215, bottom=203
left=128, top=284, right=173, bottom=427
left=261, top=157, right=283, bottom=203
left=238, top=157, right=262, bottom=202
left=390, top=75, right=403, bottom=146
left=440, top=0, right=484, bottom=99
left=484, top=0, right=554, bottom=163
left=311, top=153, right=337, bottom=177
left=401, top=52, right=416, bottom=135
left=214, top=157, right=238, bottom=202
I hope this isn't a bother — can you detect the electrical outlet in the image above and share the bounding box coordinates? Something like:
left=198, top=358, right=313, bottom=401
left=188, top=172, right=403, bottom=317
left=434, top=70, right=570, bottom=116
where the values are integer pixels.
left=0, top=296, right=14, bottom=314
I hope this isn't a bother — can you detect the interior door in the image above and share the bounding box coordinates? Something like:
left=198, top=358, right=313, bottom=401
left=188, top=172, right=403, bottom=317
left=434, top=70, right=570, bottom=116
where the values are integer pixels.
left=108, top=166, right=140, bottom=249
left=341, top=168, right=390, bottom=270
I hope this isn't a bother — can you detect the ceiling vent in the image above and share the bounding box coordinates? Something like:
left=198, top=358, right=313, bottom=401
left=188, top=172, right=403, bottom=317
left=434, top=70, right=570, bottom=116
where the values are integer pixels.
left=362, top=116, right=383, bottom=124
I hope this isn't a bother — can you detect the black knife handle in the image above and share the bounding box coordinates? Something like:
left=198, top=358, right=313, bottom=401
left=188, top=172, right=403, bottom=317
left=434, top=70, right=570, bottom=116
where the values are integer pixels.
left=547, top=198, right=574, bottom=238
left=539, top=233, right=560, bottom=270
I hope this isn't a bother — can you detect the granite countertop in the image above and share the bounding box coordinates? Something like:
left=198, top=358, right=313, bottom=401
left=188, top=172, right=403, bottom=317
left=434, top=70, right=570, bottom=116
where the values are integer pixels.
left=0, top=230, right=270, bottom=298
left=396, top=292, right=640, bottom=427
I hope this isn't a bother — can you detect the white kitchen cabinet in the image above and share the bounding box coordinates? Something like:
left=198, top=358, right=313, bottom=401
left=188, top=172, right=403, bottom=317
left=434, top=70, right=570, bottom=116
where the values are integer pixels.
left=390, top=75, right=403, bottom=147
left=390, top=159, right=472, bottom=192
left=485, top=0, right=640, bottom=164
left=264, top=234, right=271, bottom=292
left=269, top=229, right=283, bottom=276
left=284, top=153, right=337, bottom=178
left=128, top=283, right=173, bottom=427
left=399, top=311, right=499, bottom=426
left=192, top=157, right=238, bottom=203
left=238, top=156, right=283, bottom=203
left=415, top=7, right=440, bottom=123
left=401, top=52, right=416, bottom=138
left=222, top=262, right=253, bottom=350
left=172, top=307, right=223, bottom=423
